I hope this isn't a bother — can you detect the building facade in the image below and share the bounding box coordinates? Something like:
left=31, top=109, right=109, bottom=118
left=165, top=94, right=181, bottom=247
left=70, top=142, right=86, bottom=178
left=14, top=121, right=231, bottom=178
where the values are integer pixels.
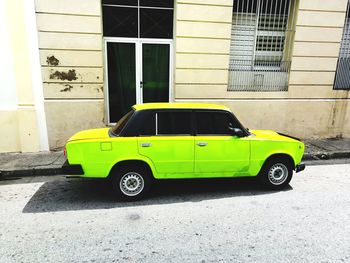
left=1, top=0, right=350, bottom=152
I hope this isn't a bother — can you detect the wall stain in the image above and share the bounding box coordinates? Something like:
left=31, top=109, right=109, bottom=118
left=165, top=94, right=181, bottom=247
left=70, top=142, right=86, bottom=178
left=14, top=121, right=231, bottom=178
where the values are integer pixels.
left=50, top=69, right=77, bottom=81
left=46, top=55, right=59, bottom=66
left=60, top=84, right=73, bottom=92
left=328, top=90, right=349, bottom=138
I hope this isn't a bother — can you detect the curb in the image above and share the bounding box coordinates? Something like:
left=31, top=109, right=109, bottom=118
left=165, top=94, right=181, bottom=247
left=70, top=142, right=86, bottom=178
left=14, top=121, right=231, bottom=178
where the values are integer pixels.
left=303, top=151, right=350, bottom=161
left=0, top=167, right=63, bottom=179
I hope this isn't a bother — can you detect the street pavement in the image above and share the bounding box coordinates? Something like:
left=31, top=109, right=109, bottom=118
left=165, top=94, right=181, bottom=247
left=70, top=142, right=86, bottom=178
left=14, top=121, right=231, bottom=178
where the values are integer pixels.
left=0, top=160, right=350, bottom=263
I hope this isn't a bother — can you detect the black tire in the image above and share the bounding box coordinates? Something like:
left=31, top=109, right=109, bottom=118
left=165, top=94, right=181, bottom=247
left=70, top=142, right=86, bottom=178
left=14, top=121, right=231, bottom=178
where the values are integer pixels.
left=258, top=157, right=293, bottom=190
left=111, top=165, right=152, bottom=201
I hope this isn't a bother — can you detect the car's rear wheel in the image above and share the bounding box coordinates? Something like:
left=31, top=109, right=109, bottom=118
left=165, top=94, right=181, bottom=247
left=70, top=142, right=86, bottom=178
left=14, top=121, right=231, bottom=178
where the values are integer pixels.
left=111, top=165, right=151, bottom=201
left=259, top=157, right=293, bottom=190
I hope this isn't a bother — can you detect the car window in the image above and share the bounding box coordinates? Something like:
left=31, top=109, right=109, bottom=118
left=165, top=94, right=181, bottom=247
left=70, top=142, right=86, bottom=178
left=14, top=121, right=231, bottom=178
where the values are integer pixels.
left=139, top=111, right=156, bottom=136
left=157, top=111, right=192, bottom=135
left=110, top=110, right=134, bottom=136
left=196, top=111, right=237, bottom=135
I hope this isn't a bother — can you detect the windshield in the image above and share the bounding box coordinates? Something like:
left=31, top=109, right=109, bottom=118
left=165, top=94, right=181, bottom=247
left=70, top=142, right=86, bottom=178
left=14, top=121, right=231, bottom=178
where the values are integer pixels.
left=110, top=110, right=134, bottom=136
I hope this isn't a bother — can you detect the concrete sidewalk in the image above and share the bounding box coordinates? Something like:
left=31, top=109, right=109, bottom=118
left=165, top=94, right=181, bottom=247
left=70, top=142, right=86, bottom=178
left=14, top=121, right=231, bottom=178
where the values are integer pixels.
left=304, top=138, right=350, bottom=160
left=1, top=138, right=350, bottom=178
left=0, top=151, right=65, bottom=177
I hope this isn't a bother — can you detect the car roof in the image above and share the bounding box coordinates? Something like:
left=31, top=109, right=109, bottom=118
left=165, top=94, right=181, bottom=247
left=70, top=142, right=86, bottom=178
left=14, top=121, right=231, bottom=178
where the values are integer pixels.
left=132, top=103, right=231, bottom=112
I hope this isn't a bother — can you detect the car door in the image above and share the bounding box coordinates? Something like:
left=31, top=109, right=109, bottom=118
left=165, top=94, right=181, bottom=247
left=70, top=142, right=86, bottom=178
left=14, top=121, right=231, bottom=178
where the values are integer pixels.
left=194, top=110, right=250, bottom=176
left=137, top=110, right=194, bottom=175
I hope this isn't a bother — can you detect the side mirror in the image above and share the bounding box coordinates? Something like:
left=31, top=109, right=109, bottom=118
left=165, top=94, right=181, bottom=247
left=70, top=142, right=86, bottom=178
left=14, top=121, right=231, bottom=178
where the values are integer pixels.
left=231, top=128, right=245, bottom=137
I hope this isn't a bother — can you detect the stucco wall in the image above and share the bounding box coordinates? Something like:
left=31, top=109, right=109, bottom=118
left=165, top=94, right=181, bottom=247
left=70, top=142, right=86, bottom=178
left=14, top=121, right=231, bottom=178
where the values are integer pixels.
left=0, top=0, right=48, bottom=153
left=31, top=0, right=350, bottom=150
left=174, top=0, right=232, bottom=96
left=174, top=0, right=350, bottom=138
left=35, top=0, right=105, bottom=149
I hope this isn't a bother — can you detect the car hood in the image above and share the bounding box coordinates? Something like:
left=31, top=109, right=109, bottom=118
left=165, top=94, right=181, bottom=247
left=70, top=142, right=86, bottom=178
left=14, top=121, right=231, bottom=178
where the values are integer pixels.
left=250, top=129, right=299, bottom=142
left=67, top=128, right=110, bottom=142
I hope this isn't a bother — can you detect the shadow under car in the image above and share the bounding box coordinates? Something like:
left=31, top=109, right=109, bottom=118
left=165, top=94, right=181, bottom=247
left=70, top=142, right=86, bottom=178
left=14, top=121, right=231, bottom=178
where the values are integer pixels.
left=22, top=177, right=292, bottom=213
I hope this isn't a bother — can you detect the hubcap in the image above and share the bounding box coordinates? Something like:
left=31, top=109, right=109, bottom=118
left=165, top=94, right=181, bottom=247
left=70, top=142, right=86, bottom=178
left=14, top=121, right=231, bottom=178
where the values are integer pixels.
left=119, top=172, right=144, bottom=196
left=268, top=163, right=288, bottom=185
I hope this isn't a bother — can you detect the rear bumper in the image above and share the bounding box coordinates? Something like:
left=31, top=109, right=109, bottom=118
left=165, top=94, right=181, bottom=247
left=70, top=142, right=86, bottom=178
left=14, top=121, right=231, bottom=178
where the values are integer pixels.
left=62, top=160, right=84, bottom=175
left=295, top=163, right=306, bottom=173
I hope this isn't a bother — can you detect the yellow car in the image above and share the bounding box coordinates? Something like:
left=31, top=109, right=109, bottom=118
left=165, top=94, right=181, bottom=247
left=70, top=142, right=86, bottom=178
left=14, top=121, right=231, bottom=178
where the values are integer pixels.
left=63, top=103, right=305, bottom=200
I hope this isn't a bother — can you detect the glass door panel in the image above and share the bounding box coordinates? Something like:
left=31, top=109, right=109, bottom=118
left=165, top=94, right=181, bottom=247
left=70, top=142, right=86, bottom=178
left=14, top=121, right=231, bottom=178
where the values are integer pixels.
left=106, top=42, right=136, bottom=123
left=142, top=43, right=170, bottom=103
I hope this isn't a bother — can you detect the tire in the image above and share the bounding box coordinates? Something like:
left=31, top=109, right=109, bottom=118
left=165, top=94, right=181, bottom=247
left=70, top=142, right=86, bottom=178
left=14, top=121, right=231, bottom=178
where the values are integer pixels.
left=258, top=157, right=293, bottom=190
left=111, top=165, right=152, bottom=201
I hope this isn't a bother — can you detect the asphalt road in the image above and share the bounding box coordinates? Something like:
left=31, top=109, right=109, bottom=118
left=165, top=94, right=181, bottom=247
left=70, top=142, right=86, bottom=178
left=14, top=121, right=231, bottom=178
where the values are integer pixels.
left=1, top=160, right=350, bottom=263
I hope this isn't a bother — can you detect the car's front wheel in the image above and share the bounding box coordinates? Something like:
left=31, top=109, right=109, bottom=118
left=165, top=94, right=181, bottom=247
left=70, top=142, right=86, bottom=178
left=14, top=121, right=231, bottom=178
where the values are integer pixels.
left=259, top=157, right=293, bottom=190
left=111, top=165, right=151, bottom=201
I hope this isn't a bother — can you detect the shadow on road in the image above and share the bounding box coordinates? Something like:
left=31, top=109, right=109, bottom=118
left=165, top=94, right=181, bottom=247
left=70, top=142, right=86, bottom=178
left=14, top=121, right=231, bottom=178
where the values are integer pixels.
left=22, top=177, right=291, bottom=213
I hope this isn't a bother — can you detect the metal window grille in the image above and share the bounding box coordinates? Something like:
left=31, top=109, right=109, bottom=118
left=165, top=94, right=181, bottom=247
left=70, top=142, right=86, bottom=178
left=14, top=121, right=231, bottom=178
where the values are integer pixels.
left=334, top=0, right=350, bottom=90
left=228, top=0, right=298, bottom=91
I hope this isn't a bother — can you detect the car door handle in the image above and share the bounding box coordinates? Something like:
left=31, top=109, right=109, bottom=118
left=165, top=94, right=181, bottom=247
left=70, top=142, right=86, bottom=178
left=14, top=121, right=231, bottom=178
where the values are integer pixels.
left=141, top=143, right=152, bottom=147
left=197, top=142, right=208, bottom=147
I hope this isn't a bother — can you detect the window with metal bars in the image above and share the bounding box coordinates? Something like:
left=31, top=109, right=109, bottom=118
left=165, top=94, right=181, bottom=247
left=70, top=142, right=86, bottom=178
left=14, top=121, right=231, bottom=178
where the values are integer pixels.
left=334, top=0, right=350, bottom=90
left=228, top=0, right=298, bottom=91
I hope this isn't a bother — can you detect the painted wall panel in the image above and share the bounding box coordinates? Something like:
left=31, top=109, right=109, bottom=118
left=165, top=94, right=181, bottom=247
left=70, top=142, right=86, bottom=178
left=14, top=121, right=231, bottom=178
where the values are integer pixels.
left=177, top=0, right=233, bottom=6
left=297, top=10, right=346, bottom=27
left=44, top=100, right=105, bottom=149
left=35, top=0, right=100, bottom=16
left=291, top=57, right=338, bottom=71
left=176, top=38, right=230, bottom=54
left=176, top=21, right=231, bottom=38
left=294, top=27, right=343, bottom=42
left=43, top=83, right=104, bottom=99
left=36, top=14, right=101, bottom=33
left=177, top=4, right=232, bottom=22
left=299, top=0, right=348, bottom=12
left=40, top=50, right=103, bottom=67
left=293, top=42, right=341, bottom=57
left=176, top=53, right=229, bottom=69
left=38, top=32, right=102, bottom=50
left=289, top=71, right=336, bottom=85
left=176, top=69, right=228, bottom=84
left=0, top=111, right=20, bottom=152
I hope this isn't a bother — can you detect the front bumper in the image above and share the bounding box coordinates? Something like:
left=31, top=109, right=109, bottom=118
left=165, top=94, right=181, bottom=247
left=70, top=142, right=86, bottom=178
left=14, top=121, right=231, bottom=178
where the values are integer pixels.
left=62, top=160, right=84, bottom=175
left=295, top=163, right=306, bottom=173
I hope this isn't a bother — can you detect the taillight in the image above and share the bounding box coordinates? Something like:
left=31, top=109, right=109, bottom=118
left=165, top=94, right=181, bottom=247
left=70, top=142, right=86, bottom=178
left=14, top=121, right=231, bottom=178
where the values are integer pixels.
left=64, top=147, right=67, bottom=157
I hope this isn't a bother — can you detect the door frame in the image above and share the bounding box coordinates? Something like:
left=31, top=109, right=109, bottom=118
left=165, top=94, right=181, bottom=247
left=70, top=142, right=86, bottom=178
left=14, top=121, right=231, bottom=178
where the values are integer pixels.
left=103, top=37, right=174, bottom=124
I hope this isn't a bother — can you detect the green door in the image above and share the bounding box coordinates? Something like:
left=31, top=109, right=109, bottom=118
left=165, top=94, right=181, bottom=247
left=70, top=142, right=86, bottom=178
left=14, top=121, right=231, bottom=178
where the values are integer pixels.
left=106, top=41, right=171, bottom=123
left=106, top=42, right=136, bottom=123
left=137, top=110, right=194, bottom=176
left=194, top=136, right=250, bottom=175
left=194, top=111, right=250, bottom=176
left=142, top=43, right=170, bottom=103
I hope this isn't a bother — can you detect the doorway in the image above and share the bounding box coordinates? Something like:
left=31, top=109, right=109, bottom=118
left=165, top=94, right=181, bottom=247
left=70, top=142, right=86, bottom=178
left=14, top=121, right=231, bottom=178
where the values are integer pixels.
left=105, top=38, right=172, bottom=124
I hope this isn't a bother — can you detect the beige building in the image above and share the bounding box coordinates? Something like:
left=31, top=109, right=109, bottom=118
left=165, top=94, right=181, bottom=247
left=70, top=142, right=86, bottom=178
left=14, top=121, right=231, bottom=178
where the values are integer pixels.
left=1, top=0, right=350, bottom=152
